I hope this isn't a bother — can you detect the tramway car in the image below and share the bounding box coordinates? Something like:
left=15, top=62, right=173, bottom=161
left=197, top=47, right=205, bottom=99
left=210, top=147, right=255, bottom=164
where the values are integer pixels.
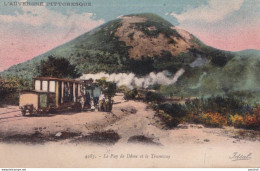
left=19, top=77, right=82, bottom=115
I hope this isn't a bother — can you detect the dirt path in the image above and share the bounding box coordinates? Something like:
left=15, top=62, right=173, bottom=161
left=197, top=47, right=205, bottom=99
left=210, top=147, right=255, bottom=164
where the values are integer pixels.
left=0, top=94, right=128, bottom=138
left=0, top=93, right=259, bottom=167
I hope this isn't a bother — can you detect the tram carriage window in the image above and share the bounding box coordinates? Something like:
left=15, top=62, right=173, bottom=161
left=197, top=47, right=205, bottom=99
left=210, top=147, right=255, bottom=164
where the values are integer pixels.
left=35, top=80, right=41, bottom=91
left=39, top=94, right=47, bottom=108
left=42, top=81, right=48, bottom=91
left=64, top=82, right=69, bottom=102
left=75, top=83, right=78, bottom=98
left=49, top=81, right=55, bottom=92
left=70, top=82, right=73, bottom=101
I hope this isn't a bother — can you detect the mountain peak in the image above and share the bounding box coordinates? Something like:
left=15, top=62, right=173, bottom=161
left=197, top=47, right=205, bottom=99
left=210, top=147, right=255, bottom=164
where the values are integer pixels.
left=0, top=13, right=217, bottom=77
left=124, top=13, right=174, bottom=27
left=114, top=13, right=198, bottom=59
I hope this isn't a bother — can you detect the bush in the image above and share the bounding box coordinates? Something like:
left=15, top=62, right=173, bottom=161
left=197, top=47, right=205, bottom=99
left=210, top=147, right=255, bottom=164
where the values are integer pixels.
left=157, top=110, right=181, bottom=128
left=159, top=103, right=188, bottom=118
left=185, top=96, right=252, bottom=116
left=253, top=105, right=260, bottom=123
left=243, top=114, right=259, bottom=130
left=200, top=112, right=227, bottom=128
left=0, top=77, right=19, bottom=106
left=124, top=88, right=139, bottom=100
left=145, top=91, right=165, bottom=102
left=155, top=96, right=259, bottom=130
left=183, top=113, right=201, bottom=123
left=92, top=78, right=117, bottom=98
left=156, top=102, right=188, bottom=128
left=0, top=76, right=32, bottom=106
left=117, top=85, right=130, bottom=93
left=230, top=114, right=244, bottom=128
left=230, top=107, right=260, bottom=130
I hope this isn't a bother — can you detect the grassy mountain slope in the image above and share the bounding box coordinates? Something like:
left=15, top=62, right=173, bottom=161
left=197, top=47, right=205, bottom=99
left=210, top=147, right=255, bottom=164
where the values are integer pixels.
left=1, top=13, right=230, bottom=78
left=1, top=13, right=259, bottom=102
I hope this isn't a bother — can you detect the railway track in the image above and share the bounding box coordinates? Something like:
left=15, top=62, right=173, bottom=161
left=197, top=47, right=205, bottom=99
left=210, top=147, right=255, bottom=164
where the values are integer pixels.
left=0, top=109, right=21, bottom=115
left=0, top=107, right=24, bottom=123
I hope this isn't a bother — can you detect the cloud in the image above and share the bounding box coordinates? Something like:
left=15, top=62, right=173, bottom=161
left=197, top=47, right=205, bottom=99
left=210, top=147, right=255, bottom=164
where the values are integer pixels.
left=0, top=5, right=105, bottom=71
left=0, top=6, right=104, bottom=30
left=171, top=0, right=244, bottom=23
left=169, top=0, right=260, bottom=51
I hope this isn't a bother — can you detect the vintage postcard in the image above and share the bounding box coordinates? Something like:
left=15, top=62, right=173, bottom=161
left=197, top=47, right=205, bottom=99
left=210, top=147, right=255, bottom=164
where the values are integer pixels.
left=0, top=0, right=259, bottom=168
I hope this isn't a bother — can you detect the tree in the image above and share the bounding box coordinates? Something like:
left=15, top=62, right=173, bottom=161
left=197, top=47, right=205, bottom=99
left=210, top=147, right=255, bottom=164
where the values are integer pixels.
left=96, top=78, right=117, bottom=98
left=38, top=56, right=81, bottom=78
left=0, top=76, right=19, bottom=106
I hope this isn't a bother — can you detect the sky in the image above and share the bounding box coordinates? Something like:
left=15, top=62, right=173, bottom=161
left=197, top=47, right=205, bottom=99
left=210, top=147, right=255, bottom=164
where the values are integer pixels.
left=0, top=0, right=259, bottom=71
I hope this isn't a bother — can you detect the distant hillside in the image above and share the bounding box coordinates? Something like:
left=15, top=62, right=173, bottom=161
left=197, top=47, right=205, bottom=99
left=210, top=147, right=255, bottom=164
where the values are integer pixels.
left=234, top=49, right=260, bottom=57
left=160, top=51, right=260, bottom=103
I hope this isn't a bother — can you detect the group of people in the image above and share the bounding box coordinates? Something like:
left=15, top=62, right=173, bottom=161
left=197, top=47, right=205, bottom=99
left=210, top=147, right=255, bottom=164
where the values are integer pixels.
left=79, top=93, right=113, bottom=112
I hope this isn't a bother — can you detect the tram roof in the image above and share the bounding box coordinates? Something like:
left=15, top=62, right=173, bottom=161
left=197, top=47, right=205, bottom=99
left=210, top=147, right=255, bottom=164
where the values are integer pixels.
left=33, top=77, right=82, bottom=83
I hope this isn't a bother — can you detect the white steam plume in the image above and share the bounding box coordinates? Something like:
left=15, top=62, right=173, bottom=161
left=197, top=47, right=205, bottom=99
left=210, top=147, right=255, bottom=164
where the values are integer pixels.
left=80, top=68, right=185, bottom=89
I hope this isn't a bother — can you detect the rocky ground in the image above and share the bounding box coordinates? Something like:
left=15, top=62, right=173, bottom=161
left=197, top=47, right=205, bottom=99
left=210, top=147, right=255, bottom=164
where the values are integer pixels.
left=0, top=93, right=259, bottom=167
